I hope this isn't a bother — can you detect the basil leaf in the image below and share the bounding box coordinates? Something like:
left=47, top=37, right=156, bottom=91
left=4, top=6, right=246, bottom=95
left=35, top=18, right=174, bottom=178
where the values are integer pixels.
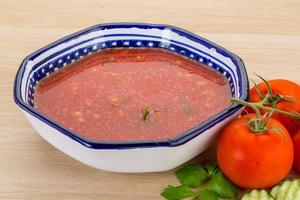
left=176, top=165, right=209, bottom=188
left=197, top=190, right=219, bottom=200
left=206, top=171, right=238, bottom=198
left=161, top=185, right=195, bottom=200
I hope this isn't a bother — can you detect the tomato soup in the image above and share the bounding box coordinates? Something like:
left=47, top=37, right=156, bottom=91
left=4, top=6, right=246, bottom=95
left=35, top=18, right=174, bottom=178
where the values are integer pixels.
left=35, top=48, right=231, bottom=141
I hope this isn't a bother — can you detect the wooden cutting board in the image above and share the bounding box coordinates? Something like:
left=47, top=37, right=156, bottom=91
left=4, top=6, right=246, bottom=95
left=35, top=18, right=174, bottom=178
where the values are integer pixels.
left=1, top=0, right=300, bottom=199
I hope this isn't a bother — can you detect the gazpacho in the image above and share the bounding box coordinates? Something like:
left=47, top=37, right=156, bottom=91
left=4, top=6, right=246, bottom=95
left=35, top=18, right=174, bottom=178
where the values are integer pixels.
left=34, top=48, right=231, bottom=141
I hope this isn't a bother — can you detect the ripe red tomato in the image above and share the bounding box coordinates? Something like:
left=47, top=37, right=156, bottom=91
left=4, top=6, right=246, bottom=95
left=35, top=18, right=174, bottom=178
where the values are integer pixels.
left=293, top=130, right=300, bottom=172
left=247, top=79, right=300, bottom=135
left=217, top=114, right=294, bottom=189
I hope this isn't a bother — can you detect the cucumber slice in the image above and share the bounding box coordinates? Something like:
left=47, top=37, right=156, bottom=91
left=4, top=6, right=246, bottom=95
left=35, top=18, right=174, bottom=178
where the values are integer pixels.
left=241, top=189, right=274, bottom=200
left=270, top=179, right=300, bottom=200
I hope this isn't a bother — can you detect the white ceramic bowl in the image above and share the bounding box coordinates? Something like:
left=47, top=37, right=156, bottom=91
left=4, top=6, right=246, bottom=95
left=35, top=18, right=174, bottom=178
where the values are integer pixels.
left=14, top=23, right=249, bottom=172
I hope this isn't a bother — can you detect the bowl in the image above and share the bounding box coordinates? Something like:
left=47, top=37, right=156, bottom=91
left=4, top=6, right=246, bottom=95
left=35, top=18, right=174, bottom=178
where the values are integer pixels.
left=13, top=23, right=249, bottom=172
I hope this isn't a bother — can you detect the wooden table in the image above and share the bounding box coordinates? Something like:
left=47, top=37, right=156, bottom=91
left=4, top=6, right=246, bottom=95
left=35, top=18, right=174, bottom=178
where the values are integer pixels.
left=1, top=0, right=300, bottom=199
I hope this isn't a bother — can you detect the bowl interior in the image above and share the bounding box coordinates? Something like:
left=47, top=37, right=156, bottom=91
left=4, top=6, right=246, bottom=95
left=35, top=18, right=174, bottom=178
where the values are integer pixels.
left=14, top=23, right=248, bottom=148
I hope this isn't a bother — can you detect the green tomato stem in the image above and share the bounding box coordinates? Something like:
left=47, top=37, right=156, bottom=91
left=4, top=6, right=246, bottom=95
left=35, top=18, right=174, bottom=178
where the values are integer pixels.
left=231, top=95, right=300, bottom=134
left=231, top=98, right=300, bottom=120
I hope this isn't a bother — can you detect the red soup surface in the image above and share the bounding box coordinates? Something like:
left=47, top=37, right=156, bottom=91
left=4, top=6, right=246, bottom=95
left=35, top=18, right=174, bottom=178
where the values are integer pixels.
left=35, top=48, right=231, bottom=141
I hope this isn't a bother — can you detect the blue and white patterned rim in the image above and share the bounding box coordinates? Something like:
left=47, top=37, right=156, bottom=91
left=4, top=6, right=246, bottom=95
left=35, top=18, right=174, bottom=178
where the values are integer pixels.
left=13, top=23, right=249, bottom=149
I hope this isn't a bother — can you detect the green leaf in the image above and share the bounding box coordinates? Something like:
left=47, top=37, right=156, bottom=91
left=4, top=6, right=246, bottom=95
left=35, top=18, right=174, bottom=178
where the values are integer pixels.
left=141, top=107, right=150, bottom=121
left=203, top=164, right=219, bottom=176
left=176, top=165, right=209, bottom=188
left=161, top=185, right=195, bottom=200
left=206, top=171, right=238, bottom=198
left=197, top=190, right=219, bottom=200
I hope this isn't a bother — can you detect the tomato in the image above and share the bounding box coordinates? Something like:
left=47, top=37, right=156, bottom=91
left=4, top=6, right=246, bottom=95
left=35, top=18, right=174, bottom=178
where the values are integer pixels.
left=293, top=130, right=300, bottom=172
left=217, top=114, right=294, bottom=189
left=247, top=79, right=300, bottom=135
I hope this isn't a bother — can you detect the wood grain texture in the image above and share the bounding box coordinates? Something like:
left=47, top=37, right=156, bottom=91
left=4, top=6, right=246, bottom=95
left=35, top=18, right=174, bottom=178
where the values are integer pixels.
left=1, top=0, right=300, bottom=199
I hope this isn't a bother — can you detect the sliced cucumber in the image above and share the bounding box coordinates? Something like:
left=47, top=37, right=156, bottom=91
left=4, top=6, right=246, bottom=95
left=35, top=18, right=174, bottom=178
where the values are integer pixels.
left=270, top=179, right=300, bottom=200
left=241, top=189, right=274, bottom=200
